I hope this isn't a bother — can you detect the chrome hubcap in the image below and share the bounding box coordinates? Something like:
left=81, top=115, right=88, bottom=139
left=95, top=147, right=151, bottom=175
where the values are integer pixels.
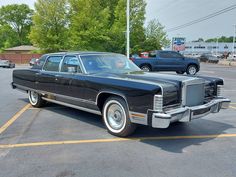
left=189, top=67, right=196, bottom=75
left=30, top=91, right=38, bottom=104
left=107, top=104, right=125, bottom=130
left=141, top=66, right=150, bottom=72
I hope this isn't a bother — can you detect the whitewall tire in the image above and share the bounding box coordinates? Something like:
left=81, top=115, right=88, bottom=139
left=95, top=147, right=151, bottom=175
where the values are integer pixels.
left=103, top=97, right=136, bottom=137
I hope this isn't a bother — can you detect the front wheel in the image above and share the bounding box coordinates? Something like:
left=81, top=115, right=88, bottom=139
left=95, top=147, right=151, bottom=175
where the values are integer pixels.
left=186, top=65, right=197, bottom=75
left=102, top=97, right=136, bottom=137
left=28, top=91, right=45, bottom=107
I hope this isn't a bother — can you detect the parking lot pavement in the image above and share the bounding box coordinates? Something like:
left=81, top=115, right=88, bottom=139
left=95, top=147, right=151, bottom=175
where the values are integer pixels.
left=0, top=63, right=236, bottom=177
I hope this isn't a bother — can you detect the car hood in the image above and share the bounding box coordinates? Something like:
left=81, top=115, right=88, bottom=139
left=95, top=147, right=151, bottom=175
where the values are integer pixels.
left=96, top=71, right=199, bottom=87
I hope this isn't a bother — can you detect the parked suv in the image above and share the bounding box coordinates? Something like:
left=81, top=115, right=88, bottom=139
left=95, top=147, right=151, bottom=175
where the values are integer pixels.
left=131, top=51, right=200, bottom=75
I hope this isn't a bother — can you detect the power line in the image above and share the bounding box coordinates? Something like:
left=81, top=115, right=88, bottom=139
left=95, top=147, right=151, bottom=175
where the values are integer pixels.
left=166, top=4, right=236, bottom=32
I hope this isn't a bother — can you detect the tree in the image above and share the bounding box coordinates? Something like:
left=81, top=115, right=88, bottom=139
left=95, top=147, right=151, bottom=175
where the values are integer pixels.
left=0, top=4, right=33, bottom=45
left=130, top=0, right=146, bottom=54
left=110, top=0, right=146, bottom=54
left=192, top=38, right=204, bottom=42
left=205, top=36, right=234, bottom=43
left=29, top=0, right=69, bottom=52
left=68, top=0, right=111, bottom=51
left=0, top=25, right=18, bottom=51
left=143, top=19, right=170, bottom=51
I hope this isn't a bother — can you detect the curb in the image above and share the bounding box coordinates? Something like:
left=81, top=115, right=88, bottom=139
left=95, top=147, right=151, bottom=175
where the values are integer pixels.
left=218, top=60, right=236, bottom=67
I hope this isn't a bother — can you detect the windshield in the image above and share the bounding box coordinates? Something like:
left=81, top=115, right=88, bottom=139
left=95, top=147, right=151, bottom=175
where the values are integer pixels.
left=80, top=54, right=141, bottom=74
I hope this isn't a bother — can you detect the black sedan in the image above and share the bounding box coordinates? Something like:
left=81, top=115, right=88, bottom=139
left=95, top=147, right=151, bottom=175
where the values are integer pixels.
left=12, top=52, right=230, bottom=137
left=199, top=54, right=219, bottom=63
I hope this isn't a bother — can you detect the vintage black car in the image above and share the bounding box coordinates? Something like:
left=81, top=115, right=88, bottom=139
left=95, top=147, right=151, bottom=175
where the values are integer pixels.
left=12, top=52, right=230, bottom=137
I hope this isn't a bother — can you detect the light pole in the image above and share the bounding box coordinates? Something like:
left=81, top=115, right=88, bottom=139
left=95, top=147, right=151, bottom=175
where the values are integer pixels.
left=216, top=37, right=219, bottom=54
left=126, top=0, right=130, bottom=59
left=233, top=24, right=236, bottom=54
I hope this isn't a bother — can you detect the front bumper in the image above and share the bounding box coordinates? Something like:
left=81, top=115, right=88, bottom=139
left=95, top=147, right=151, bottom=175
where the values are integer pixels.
left=150, top=98, right=231, bottom=128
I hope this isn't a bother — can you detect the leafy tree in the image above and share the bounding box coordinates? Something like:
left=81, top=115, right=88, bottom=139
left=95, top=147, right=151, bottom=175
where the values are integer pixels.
left=110, top=0, right=146, bottom=54
left=205, top=36, right=234, bottom=43
left=143, top=19, right=170, bottom=52
left=130, top=0, right=146, bottom=54
left=192, top=38, right=204, bottom=42
left=68, top=0, right=111, bottom=51
left=29, top=0, right=69, bottom=52
left=0, top=24, right=19, bottom=51
left=0, top=4, right=33, bottom=45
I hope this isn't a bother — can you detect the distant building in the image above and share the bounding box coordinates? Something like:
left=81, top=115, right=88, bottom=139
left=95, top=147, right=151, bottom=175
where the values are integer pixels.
left=165, top=42, right=236, bottom=54
left=4, top=45, right=39, bottom=54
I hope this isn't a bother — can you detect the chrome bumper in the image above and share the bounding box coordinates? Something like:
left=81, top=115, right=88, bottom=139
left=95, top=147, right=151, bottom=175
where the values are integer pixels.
left=151, top=98, right=231, bottom=128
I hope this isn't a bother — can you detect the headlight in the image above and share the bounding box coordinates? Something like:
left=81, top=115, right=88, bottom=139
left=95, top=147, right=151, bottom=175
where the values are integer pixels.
left=154, top=95, right=163, bottom=112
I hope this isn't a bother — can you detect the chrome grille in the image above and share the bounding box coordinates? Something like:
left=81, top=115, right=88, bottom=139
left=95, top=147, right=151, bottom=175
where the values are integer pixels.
left=186, top=84, right=205, bottom=106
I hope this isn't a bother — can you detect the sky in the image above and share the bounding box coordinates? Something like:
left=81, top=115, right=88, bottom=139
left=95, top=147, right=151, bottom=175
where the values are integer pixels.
left=1, top=0, right=236, bottom=42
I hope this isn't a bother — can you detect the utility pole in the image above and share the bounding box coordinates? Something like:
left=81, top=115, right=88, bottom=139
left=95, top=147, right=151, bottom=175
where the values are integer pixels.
left=126, top=0, right=130, bottom=59
left=216, top=37, right=219, bottom=54
left=233, top=25, right=236, bottom=54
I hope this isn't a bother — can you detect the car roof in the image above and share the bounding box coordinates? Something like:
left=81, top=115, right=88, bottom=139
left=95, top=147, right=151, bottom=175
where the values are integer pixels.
left=45, top=51, right=117, bottom=56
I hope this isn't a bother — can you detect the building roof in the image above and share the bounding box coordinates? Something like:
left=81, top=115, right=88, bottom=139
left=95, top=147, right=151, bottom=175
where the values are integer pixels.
left=4, top=45, right=39, bottom=51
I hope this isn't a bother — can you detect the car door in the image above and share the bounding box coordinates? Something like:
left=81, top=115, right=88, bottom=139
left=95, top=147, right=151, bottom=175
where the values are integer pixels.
left=157, top=51, right=185, bottom=71
left=36, top=55, right=63, bottom=94
left=169, top=51, right=186, bottom=71
left=54, top=55, right=88, bottom=107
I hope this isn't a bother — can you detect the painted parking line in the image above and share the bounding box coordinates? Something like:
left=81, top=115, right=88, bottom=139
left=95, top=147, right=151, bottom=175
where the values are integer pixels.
left=230, top=106, right=236, bottom=110
left=0, top=104, right=31, bottom=135
left=0, top=134, right=236, bottom=149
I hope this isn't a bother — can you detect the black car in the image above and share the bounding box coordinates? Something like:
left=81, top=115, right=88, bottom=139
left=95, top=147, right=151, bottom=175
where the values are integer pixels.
left=12, top=52, right=230, bottom=137
left=199, top=54, right=219, bottom=63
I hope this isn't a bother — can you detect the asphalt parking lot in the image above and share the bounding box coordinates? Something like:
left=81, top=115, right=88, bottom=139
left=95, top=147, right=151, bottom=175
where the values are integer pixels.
left=0, top=63, right=236, bottom=177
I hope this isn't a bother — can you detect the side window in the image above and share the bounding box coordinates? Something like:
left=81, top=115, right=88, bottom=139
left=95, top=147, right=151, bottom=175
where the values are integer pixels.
left=43, top=56, right=62, bottom=72
left=61, top=56, right=82, bottom=73
left=32, top=55, right=47, bottom=69
left=159, top=52, right=171, bottom=58
left=170, top=52, right=183, bottom=58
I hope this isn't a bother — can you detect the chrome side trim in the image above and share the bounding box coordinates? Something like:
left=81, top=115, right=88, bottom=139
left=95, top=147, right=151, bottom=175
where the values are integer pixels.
left=53, top=93, right=96, bottom=105
left=42, top=97, right=102, bottom=115
left=13, top=84, right=96, bottom=105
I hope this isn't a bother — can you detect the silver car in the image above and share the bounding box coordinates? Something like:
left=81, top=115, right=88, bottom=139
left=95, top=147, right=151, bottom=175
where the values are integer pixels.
left=0, top=59, right=15, bottom=68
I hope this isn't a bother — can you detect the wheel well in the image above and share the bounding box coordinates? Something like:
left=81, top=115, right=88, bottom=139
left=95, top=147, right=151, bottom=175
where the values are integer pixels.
left=97, top=93, right=128, bottom=112
left=140, top=63, right=152, bottom=70
left=187, top=63, right=199, bottom=71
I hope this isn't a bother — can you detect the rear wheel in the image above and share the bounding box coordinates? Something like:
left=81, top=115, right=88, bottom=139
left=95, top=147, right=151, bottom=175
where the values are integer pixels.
left=102, top=97, right=136, bottom=137
left=186, top=65, right=197, bottom=75
left=140, top=65, right=151, bottom=72
left=28, top=91, right=45, bottom=107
